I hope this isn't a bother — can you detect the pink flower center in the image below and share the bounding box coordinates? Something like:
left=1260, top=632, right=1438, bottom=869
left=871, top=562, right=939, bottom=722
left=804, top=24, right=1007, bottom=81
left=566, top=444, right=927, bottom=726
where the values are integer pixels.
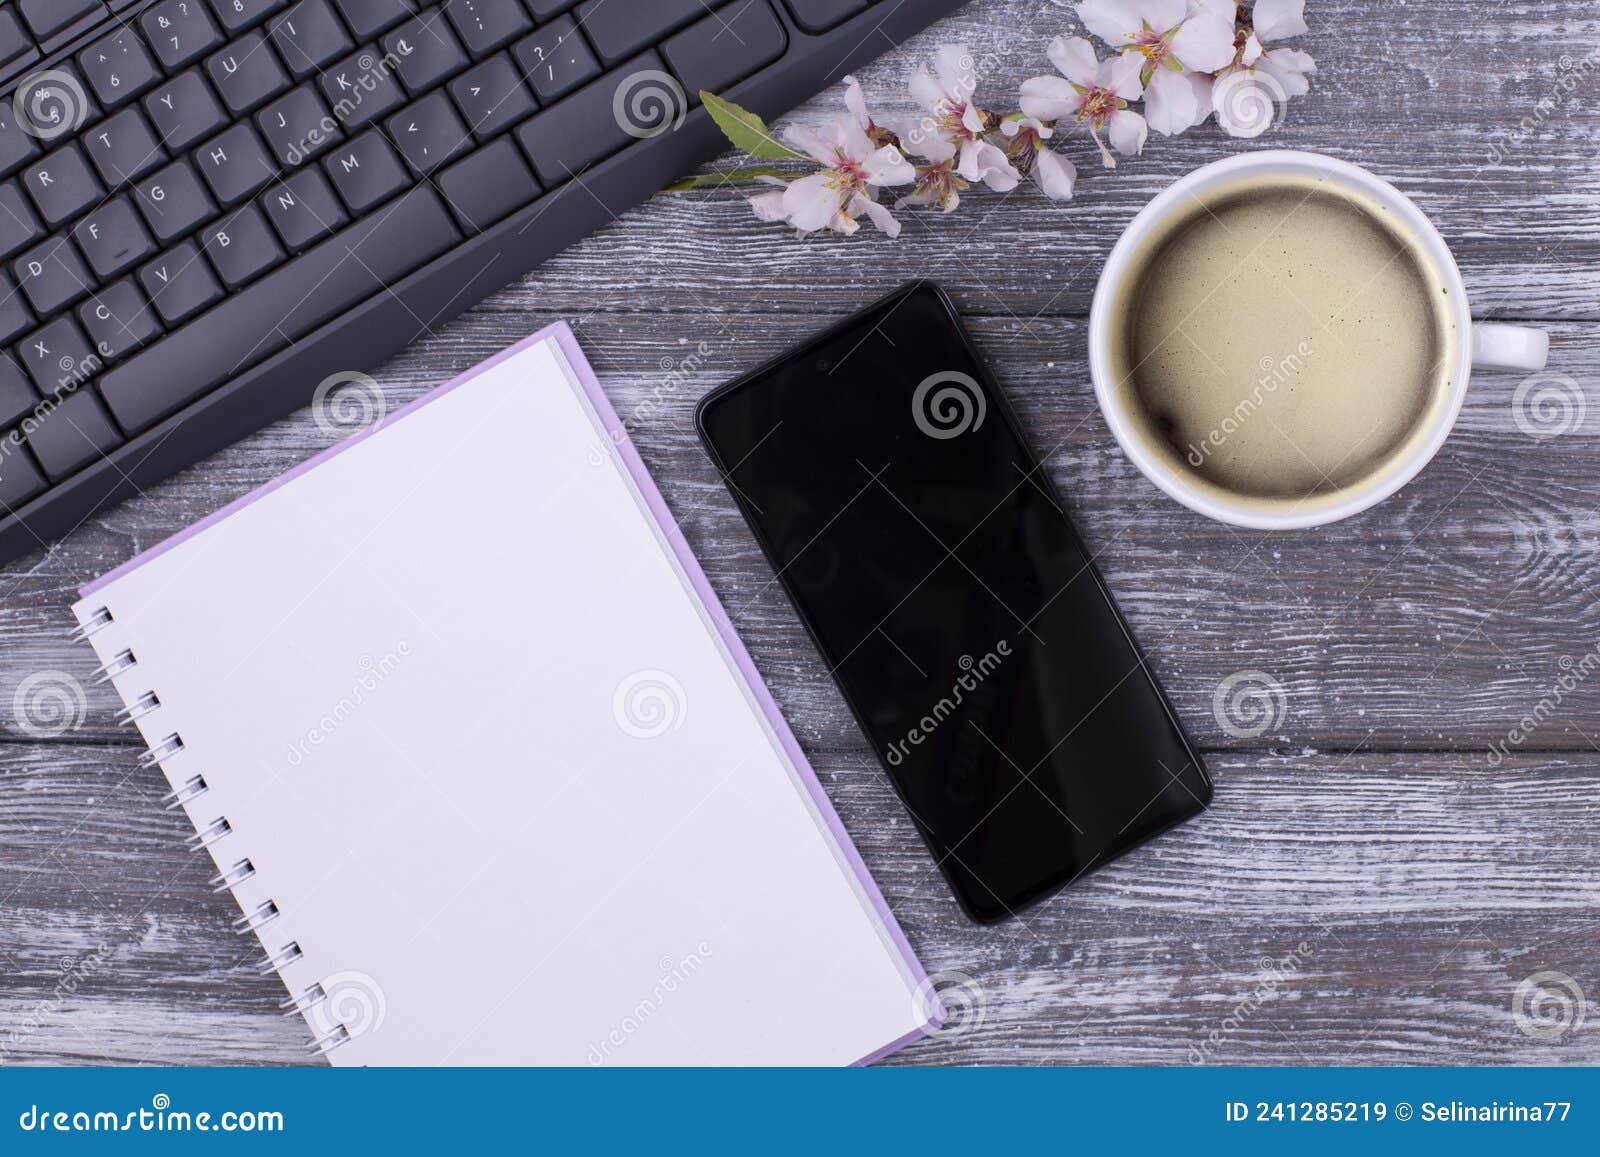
left=1077, top=84, right=1120, bottom=127
left=827, top=154, right=868, bottom=193
left=1132, top=27, right=1174, bottom=67
left=937, top=101, right=976, bottom=142
left=912, top=163, right=963, bottom=207
left=1001, top=125, right=1041, bottom=166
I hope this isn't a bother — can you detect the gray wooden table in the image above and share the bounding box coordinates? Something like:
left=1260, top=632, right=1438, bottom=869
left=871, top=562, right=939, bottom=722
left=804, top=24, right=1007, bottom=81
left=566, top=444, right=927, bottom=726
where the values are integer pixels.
left=4, top=0, right=1599, bottom=1066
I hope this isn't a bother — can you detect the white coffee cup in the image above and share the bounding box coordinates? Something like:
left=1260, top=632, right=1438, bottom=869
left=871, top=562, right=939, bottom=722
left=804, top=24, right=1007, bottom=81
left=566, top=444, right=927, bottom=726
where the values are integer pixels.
left=1088, top=150, right=1549, bottom=530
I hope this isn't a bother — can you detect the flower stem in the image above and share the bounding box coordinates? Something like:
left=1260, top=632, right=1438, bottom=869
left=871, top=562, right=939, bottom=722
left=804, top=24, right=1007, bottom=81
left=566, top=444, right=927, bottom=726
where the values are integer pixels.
left=663, top=166, right=807, bottom=192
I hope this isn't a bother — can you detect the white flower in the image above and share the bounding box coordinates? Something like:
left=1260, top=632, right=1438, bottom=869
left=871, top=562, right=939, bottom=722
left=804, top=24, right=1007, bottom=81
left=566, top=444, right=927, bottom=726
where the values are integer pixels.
left=901, top=45, right=1020, bottom=192
left=1020, top=36, right=1148, bottom=168
left=1212, top=0, right=1316, bottom=138
left=843, top=74, right=873, bottom=133
left=1077, top=0, right=1237, bottom=135
left=747, top=112, right=914, bottom=236
left=998, top=115, right=1077, bottom=201
left=896, top=161, right=969, bottom=212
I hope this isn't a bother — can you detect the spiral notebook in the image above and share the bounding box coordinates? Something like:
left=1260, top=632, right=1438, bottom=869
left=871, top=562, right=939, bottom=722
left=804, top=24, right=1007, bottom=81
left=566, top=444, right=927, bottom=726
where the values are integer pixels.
left=72, top=323, right=936, bottom=1065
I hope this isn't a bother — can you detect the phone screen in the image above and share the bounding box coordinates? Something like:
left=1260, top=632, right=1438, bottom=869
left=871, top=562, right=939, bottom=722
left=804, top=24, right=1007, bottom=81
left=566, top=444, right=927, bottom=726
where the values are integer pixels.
left=696, top=283, right=1209, bottom=922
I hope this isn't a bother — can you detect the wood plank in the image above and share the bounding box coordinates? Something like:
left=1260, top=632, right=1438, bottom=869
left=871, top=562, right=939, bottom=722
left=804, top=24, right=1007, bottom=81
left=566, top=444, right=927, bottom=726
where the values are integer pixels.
left=4, top=315, right=1595, bottom=751
left=2, top=745, right=1596, bottom=1065
left=465, top=0, right=1600, bottom=322
left=3, top=0, right=1598, bottom=1072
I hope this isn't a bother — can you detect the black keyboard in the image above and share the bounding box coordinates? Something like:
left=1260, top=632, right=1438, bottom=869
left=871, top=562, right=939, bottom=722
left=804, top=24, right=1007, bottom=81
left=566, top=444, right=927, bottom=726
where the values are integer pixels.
left=0, top=0, right=965, bottom=565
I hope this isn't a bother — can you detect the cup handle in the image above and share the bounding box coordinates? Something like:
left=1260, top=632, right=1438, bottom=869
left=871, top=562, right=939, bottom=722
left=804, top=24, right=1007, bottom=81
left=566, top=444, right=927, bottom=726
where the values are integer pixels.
left=1472, top=322, right=1549, bottom=371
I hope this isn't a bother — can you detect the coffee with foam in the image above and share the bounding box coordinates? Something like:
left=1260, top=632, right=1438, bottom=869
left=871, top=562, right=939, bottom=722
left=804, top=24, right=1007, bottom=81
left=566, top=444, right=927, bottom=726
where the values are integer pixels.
left=1105, top=175, right=1458, bottom=504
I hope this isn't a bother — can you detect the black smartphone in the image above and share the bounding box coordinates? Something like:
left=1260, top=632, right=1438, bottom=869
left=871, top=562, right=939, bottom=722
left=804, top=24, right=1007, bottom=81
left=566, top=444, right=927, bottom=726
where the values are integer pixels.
left=695, top=282, right=1209, bottom=923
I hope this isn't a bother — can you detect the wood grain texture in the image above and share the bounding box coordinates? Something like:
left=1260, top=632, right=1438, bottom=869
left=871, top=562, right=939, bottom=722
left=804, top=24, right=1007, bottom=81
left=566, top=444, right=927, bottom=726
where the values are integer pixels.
left=3, top=0, right=1599, bottom=1066
left=2, top=746, right=1597, bottom=1065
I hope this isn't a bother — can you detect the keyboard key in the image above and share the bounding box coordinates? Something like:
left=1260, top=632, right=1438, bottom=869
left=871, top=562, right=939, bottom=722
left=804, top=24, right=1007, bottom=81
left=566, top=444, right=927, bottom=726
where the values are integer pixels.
left=782, top=0, right=867, bottom=34
left=75, top=197, right=157, bottom=278
left=145, top=69, right=230, bottom=153
left=99, top=185, right=459, bottom=433
left=15, top=235, right=94, bottom=315
left=269, top=0, right=353, bottom=78
left=386, top=92, right=471, bottom=174
left=0, top=12, right=35, bottom=70
left=79, top=28, right=164, bottom=108
left=21, top=145, right=104, bottom=227
left=19, top=0, right=105, bottom=42
left=573, top=0, right=704, bottom=67
left=25, top=387, right=124, bottom=481
left=140, top=240, right=225, bottom=323
left=0, top=182, right=45, bottom=260
left=79, top=279, right=163, bottom=359
left=196, top=122, right=278, bottom=205
left=0, top=355, right=40, bottom=428
left=516, top=51, right=665, bottom=187
left=19, top=315, right=97, bottom=394
left=258, top=85, right=342, bottom=165
left=449, top=53, right=535, bottom=139
left=523, top=0, right=580, bottom=17
left=0, top=438, right=48, bottom=510
left=333, top=0, right=416, bottom=39
left=11, top=66, right=100, bottom=147
left=664, top=0, right=787, bottom=102
left=201, top=203, right=285, bottom=287
left=84, top=107, right=167, bottom=186
left=135, top=160, right=218, bottom=242
left=437, top=136, right=538, bottom=232
left=143, top=0, right=226, bottom=70
left=512, top=17, right=600, bottom=105
left=443, top=0, right=531, bottom=57
left=0, top=103, right=42, bottom=178
left=324, top=129, right=408, bottom=213
left=207, top=0, right=290, bottom=34
left=259, top=166, right=346, bottom=249
left=319, top=46, right=407, bottom=129
left=207, top=32, right=293, bottom=114
left=383, top=11, right=468, bottom=93
left=0, top=273, right=35, bottom=343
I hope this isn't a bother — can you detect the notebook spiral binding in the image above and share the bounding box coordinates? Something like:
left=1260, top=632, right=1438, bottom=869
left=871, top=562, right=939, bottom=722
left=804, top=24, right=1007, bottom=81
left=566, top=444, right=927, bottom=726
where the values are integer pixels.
left=74, top=603, right=354, bottom=1057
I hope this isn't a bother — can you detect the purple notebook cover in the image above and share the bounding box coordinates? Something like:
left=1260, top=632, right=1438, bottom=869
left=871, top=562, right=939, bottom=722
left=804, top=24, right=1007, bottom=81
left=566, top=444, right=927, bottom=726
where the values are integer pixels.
left=80, top=321, right=938, bottom=1064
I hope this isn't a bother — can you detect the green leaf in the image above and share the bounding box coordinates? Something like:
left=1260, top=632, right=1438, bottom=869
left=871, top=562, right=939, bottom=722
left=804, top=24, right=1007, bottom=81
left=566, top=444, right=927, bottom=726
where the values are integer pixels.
left=701, top=91, right=809, bottom=161
left=663, top=166, right=801, bottom=192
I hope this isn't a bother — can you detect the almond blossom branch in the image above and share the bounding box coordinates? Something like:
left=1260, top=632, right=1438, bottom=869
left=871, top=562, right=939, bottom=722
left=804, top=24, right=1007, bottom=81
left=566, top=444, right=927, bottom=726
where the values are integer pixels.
left=682, top=3, right=1316, bottom=239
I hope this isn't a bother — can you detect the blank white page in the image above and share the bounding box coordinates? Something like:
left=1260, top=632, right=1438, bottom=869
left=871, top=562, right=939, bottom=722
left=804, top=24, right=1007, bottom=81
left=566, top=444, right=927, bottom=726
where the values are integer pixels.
left=75, top=328, right=933, bottom=1065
